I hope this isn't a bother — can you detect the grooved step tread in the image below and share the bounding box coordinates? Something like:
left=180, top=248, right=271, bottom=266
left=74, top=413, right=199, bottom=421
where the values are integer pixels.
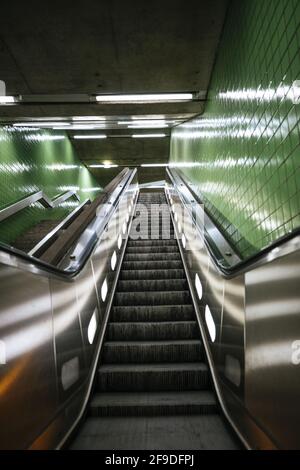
left=111, top=305, right=195, bottom=322
left=114, top=290, right=192, bottom=306
left=103, top=340, right=203, bottom=364
left=117, top=279, right=188, bottom=292
left=97, top=362, right=209, bottom=392
left=99, top=362, right=208, bottom=373
left=89, top=391, right=217, bottom=417
left=107, top=322, right=199, bottom=341
left=120, top=269, right=185, bottom=280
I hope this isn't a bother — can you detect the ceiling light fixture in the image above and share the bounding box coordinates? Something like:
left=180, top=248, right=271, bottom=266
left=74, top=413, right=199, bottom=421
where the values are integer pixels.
left=89, top=164, right=119, bottom=168
left=73, top=134, right=107, bottom=139
left=132, top=134, right=167, bottom=138
left=95, top=93, right=194, bottom=103
left=128, top=124, right=169, bottom=129
left=141, top=163, right=169, bottom=167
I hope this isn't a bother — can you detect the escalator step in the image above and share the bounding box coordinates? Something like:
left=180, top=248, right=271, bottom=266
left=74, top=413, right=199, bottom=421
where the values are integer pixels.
left=114, top=290, right=192, bottom=306
left=102, top=340, right=203, bottom=364
left=89, top=391, right=217, bottom=417
left=97, top=362, right=209, bottom=392
left=119, top=268, right=185, bottom=281
left=107, top=321, right=199, bottom=341
left=117, top=279, right=188, bottom=292
left=111, top=305, right=195, bottom=322
left=124, top=253, right=181, bottom=261
left=121, top=260, right=183, bottom=270
left=126, top=246, right=179, bottom=254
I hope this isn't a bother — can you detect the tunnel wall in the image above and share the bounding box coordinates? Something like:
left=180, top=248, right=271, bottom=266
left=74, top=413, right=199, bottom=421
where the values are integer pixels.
left=169, top=0, right=300, bottom=258
left=0, top=127, right=101, bottom=245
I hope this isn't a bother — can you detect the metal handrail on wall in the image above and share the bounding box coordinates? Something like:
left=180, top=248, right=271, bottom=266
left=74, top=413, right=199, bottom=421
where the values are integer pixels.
left=0, top=189, right=80, bottom=223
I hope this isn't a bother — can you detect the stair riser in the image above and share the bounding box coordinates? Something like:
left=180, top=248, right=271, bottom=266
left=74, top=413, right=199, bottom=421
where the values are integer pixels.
left=124, top=253, right=180, bottom=262
left=89, top=402, right=218, bottom=418
left=107, top=323, right=199, bottom=341
left=111, top=305, right=195, bottom=322
left=117, top=279, right=188, bottom=292
left=103, top=343, right=203, bottom=364
left=127, top=240, right=177, bottom=247
left=121, top=261, right=183, bottom=270
left=126, top=246, right=178, bottom=254
left=119, top=269, right=185, bottom=281
left=97, top=369, right=209, bottom=392
left=114, top=291, right=191, bottom=306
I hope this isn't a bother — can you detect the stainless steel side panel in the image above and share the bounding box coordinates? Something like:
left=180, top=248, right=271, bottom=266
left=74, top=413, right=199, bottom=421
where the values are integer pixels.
left=0, top=173, right=139, bottom=449
left=245, top=251, right=300, bottom=449
left=0, top=268, right=57, bottom=449
left=166, top=174, right=300, bottom=449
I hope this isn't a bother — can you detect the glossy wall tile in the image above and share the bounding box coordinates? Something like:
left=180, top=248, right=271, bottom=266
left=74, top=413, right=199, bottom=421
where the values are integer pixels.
left=0, top=127, right=101, bottom=245
left=170, top=0, right=300, bottom=258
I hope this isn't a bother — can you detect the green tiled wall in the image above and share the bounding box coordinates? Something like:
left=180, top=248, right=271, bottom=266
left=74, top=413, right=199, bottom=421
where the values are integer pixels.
left=0, top=126, right=102, bottom=245
left=170, top=0, right=300, bottom=258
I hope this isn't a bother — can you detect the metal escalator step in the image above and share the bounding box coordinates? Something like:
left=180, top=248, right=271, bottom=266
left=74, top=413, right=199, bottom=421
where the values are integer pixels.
left=121, top=260, right=183, bottom=270
left=111, top=305, right=195, bottom=322
left=127, top=240, right=177, bottom=247
left=124, top=252, right=181, bottom=261
left=97, top=362, right=209, bottom=392
left=119, top=268, right=185, bottom=281
left=126, top=245, right=179, bottom=254
left=117, top=279, right=188, bottom=292
left=107, top=321, right=199, bottom=341
left=114, top=290, right=192, bottom=306
left=102, top=340, right=203, bottom=364
left=89, top=391, right=217, bottom=417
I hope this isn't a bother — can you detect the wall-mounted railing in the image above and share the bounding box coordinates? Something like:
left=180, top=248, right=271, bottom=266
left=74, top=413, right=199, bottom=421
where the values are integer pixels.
left=166, top=167, right=300, bottom=450
left=0, top=190, right=80, bottom=223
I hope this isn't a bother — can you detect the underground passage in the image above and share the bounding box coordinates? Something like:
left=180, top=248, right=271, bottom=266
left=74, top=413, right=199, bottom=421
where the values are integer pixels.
left=0, top=0, right=299, bottom=452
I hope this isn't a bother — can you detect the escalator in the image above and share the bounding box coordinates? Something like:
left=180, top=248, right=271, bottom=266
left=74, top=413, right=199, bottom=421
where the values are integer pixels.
left=69, top=191, right=240, bottom=450
left=0, top=167, right=299, bottom=450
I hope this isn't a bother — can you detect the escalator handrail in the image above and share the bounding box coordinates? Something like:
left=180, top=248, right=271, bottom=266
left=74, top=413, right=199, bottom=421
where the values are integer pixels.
left=167, top=167, right=300, bottom=277
left=0, top=189, right=80, bottom=222
left=0, top=167, right=137, bottom=279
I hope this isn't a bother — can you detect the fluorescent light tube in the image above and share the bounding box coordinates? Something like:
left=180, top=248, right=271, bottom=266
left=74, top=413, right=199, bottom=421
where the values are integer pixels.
left=73, top=134, right=107, bottom=139
left=132, top=134, right=167, bottom=138
left=96, top=93, right=193, bottom=103
left=14, top=122, right=69, bottom=127
left=141, top=163, right=169, bottom=167
left=128, top=125, right=169, bottom=129
left=89, top=164, right=118, bottom=168
left=72, top=116, right=106, bottom=121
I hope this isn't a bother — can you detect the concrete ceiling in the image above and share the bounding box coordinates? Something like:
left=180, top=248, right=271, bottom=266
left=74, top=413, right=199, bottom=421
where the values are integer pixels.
left=0, top=0, right=228, bottom=183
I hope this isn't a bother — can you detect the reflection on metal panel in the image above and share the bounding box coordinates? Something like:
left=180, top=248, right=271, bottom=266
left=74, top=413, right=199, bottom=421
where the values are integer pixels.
left=166, top=169, right=300, bottom=449
left=0, top=169, right=139, bottom=449
left=245, top=252, right=300, bottom=449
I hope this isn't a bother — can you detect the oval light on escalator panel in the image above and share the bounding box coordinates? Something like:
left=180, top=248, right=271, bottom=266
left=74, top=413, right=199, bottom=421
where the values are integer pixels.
left=195, top=273, right=202, bottom=300
left=178, top=222, right=182, bottom=233
left=122, top=222, right=126, bottom=234
left=111, top=250, right=117, bottom=271
left=88, top=309, right=98, bottom=344
left=101, top=278, right=108, bottom=302
left=182, top=233, right=186, bottom=249
left=118, top=234, right=122, bottom=249
left=205, top=305, right=216, bottom=342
